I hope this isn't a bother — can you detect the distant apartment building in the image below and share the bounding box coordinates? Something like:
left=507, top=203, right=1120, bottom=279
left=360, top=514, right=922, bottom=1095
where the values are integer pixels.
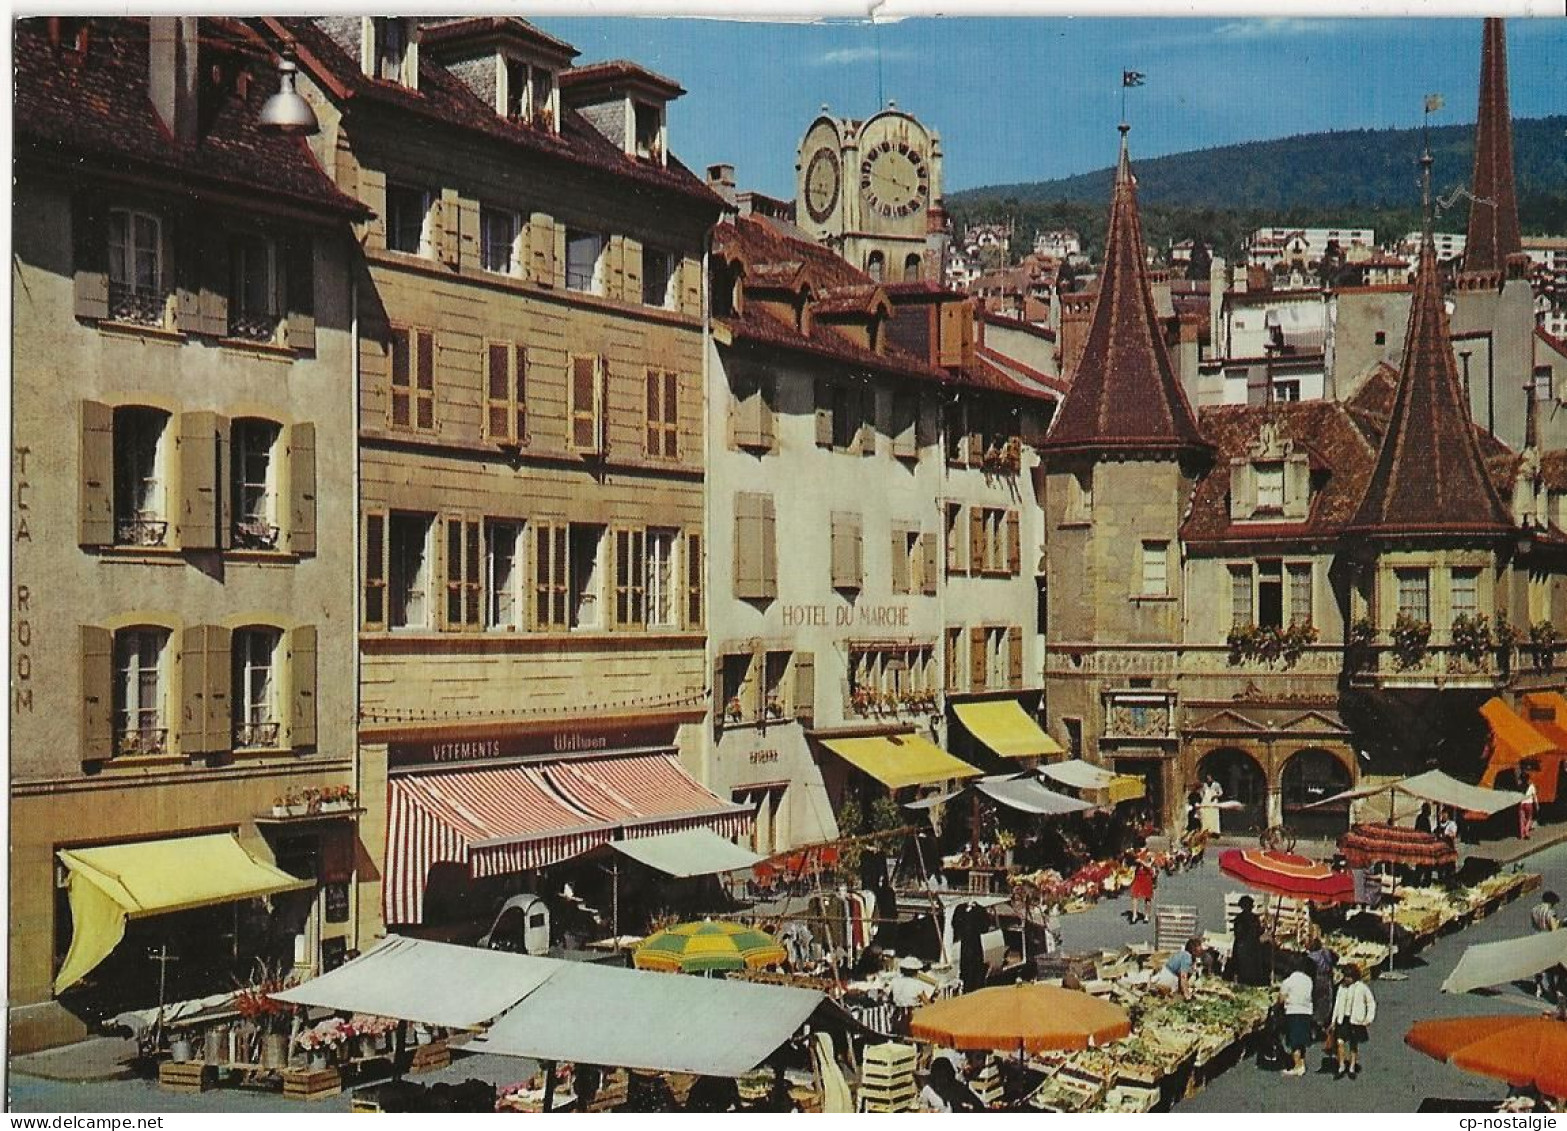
left=1247, top=226, right=1375, bottom=271
left=1399, top=230, right=1466, bottom=262
left=1033, top=229, right=1082, bottom=260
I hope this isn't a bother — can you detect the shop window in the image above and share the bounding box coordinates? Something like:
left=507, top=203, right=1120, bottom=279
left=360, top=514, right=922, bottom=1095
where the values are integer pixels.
left=565, top=229, right=605, bottom=293
left=642, top=247, right=674, bottom=307
left=107, top=207, right=168, bottom=326
left=228, top=233, right=280, bottom=341
left=231, top=418, right=281, bottom=549
left=486, top=521, right=524, bottom=631
left=233, top=627, right=282, bottom=749
left=113, top=627, right=169, bottom=757
left=388, top=512, right=434, bottom=629
left=384, top=185, right=432, bottom=256
left=480, top=206, right=520, bottom=275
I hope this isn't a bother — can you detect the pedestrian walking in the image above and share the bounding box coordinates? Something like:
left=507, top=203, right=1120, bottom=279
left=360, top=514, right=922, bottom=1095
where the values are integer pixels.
left=1201, top=774, right=1224, bottom=836
left=1533, top=891, right=1562, bottom=1000
left=1520, top=774, right=1539, bottom=840
left=1330, top=964, right=1376, bottom=1079
left=1306, top=933, right=1339, bottom=1050
left=1127, top=853, right=1156, bottom=924
left=1278, top=954, right=1316, bottom=1076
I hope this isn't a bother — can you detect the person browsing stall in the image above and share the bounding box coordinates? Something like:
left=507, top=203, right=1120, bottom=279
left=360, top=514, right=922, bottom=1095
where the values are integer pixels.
left=1278, top=955, right=1317, bottom=1077
left=1153, top=937, right=1204, bottom=1000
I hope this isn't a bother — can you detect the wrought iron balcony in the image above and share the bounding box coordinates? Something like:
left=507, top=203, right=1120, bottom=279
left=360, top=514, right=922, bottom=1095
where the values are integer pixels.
left=115, top=727, right=168, bottom=757
left=115, top=515, right=168, bottom=546
left=234, top=720, right=282, bottom=749
left=108, top=283, right=170, bottom=327
left=233, top=518, right=281, bottom=550
left=227, top=311, right=281, bottom=343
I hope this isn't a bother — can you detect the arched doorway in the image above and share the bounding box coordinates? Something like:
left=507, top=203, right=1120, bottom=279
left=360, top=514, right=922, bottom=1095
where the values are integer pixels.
left=1195, top=748, right=1267, bottom=835
left=1281, top=747, right=1353, bottom=839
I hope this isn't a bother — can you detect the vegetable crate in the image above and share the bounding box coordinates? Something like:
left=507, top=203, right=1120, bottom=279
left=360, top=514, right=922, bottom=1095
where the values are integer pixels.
left=158, top=1060, right=213, bottom=1094
left=409, top=1040, right=450, bottom=1074
left=282, top=1066, right=343, bottom=1101
left=859, top=1042, right=918, bottom=1113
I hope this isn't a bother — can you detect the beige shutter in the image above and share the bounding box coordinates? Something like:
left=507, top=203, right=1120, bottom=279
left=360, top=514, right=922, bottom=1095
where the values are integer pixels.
left=389, top=327, right=412, bottom=429
left=757, top=377, right=775, bottom=450
left=179, top=411, right=223, bottom=550
left=289, top=422, right=317, bottom=556
left=362, top=511, right=388, bottom=629
left=205, top=625, right=232, bottom=752
left=945, top=505, right=966, bottom=577
left=759, top=494, right=778, bottom=599
left=515, top=345, right=529, bottom=443
left=922, top=532, right=939, bottom=595
left=685, top=530, right=704, bottom=628
left=73, top=193, right=110, bottom=320
left=571, top=355, right=598, bottom=450
left=623, top=237, right=644, bottom=302
left=679, top=256, right=701, bottom=316
left=814, top=381, right=833, bottom=448
left=792, top=652, right=815, bottom=726
left=486, top=341, right=511, bottom=442
left=968, top=416, right=983, bottom=468
left=831, top=513, right=851, bottom=589
left=553, top=225, right=568, bottom=290
left=606, top=236, right=627, bottom=301
left=851, top=513, right=863, bottom=584
left=892, top=392, right=917, bottom=459
left=456, top=197, right=479, bottom=271
left=291, top=624, right=318, bottom=749
left=360, top=167, right=387, bottom=251
left=613, top=528, right=629, bottom=627
left=1007, top=626, right=1024, bottom=688
left=196, top=228, right=230, bottom=337
left=969, top=507, right=986, bottom=573
left=438, top=514, right=457, bottom=630
left=734, top=493, right=759, bottom=600
left=1006, top=511, right=1021, bottom=576
left=731, top=373, right=762, bottom=449
left=970, top=627, right=988, bottom=690
left=435, top=191, right=459, bottom=268
left=645, top=369, right=661, bottom=455
left=81, top=625, right=113, bottom=759
left=181, top=625, right=211, bottom=754
left=891, top=527, right=910, bottom=594
left=416, top=330, right=436, bottom=431
left=712, top=654, right=726, bottom=720
left=286, top=237, right=316, bottom=352
left=80, top=400, right=115, bottom=546
left=529, top=212, right=556, bottom=286
left=857, top=388, right=876, bottom=457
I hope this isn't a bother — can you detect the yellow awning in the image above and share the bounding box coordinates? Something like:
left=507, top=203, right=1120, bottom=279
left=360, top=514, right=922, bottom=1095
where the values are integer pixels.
left=1108, top=775, right=1147, bottom=803
left=820, top=734, right=981, bottom=790
left=953, top=701, right=1066, bottom=760
left=54, top=834, right=312, bottom=994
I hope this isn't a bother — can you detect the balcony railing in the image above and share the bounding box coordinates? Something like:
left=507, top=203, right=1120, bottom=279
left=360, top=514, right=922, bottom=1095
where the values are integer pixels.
left=115, top=516, right=169, bottom=546
left=1346, top=643, right=1515, bottom=685
left=108, top=283, right=170, bottom=327
left=115, top=727, right=168, bottom=757
left=233, top=518, right=281, bottom=550
left=227, top=311, right=281, bottom=343
left=234, top=720, right=282, bottom=749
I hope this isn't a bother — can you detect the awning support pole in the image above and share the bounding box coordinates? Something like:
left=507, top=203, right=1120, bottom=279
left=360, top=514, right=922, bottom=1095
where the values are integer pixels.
left=392, top=1019, right=408, bottom=1082
left=542, top=1058, right=557, bottom=1112
left=612, top=859, right=621, bottom=952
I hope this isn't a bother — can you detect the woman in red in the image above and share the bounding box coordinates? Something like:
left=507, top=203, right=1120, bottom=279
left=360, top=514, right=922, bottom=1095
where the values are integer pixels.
left=1128, top=853, right=1156, bottom=925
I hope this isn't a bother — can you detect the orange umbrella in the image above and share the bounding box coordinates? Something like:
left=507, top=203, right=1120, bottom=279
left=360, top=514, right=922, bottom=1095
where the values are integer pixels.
left=1406, top=1014, right=1567, bottom=1098
left=909, top=984, right=1131, bottom=1054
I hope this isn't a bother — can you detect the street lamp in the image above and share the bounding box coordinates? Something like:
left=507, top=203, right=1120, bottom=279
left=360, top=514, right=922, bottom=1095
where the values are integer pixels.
left=258, top=58, right=318, bottom=136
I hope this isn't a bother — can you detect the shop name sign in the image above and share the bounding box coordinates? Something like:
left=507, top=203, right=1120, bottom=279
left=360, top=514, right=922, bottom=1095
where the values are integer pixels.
left=781, top=603, right=910, bottom=628
left=389, top=720, right=668, bottom=769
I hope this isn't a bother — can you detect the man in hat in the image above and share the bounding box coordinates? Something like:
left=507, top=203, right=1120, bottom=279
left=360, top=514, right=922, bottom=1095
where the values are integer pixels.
left=891, top=956, right=935, bottom=1009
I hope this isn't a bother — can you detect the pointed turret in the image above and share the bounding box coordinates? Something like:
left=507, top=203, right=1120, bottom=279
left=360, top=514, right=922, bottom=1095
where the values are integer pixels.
left=1462, top=18, right=1523, bottom=281
left=1039, top=127, right=1210, bottom=460
left=1345, top=234, right=1514, bottom=542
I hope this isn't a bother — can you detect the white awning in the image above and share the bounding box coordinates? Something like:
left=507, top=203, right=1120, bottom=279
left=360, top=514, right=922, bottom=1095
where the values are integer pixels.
left=1304, top=770, right=1522, bottom=816
left=466, top=960, right=827, bottom=1077
left=1443, top=931, right=1567, bottom=994
left=975, top=776, right=1096, bottom=816
left=607, top=829, right=763, bottom=877
left=272, top=936, right=556, bottom=1030
left=1037, top=759, right=1118, bottom=791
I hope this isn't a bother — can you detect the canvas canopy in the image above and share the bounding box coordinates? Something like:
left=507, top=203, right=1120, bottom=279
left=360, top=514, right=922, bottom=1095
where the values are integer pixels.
left=1305, top=769, right=1523, bottom=816
left=1442, top=930, right=1567, bottom=995
left=272, top=936, right=557, bottom=1030
left=975, top=775, right=1096, bottom=816
left=820, top=734, right=980, bottom=790
left=469, top=958, right=829, bottom=1076
left=606, top=828, right=762, bottom=877
left=1037, top=759, right=1117, bottom=790
left=953, top=701, right=1065, bottom=760
left=54, top=834, right=312, bottom=994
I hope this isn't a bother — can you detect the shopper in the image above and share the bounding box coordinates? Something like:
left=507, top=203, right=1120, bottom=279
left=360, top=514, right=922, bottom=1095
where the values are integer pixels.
left=1533, top=891, right=1562, bottom=1000
left=1331, top=964, right=1376, bottom=1079
left=1521, top=774, right=1539, bottom=840
left=1153, top=938, right=1204, bottom=1001
left=1127, top=853, right=1156, bottom=925
left=1306, top=933, right=1339, bottom=1049
left=1228, top=895, right=1269, bottom=987
left=1278, top=955, right=1317, bottom=1077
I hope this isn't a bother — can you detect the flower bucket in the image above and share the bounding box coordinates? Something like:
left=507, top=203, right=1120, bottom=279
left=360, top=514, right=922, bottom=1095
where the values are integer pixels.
left=308, top=1051, right=328, bottom=1072
left=261, top=1032, right=288, bottom=1069
left=169, top=1037, right=193, bottom=1063
left=203, top=1028, right=224, bottom=1063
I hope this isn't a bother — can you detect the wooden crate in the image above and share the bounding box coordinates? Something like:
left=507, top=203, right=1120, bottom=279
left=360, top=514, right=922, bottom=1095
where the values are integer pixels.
left=158, top=1060, right=213, bottom=1094
left=860, top=1084, right=917, bottom=1113
left=283, top=1066, right=343, bottom=1101
left=408, top=1040, right=450, bottom=1074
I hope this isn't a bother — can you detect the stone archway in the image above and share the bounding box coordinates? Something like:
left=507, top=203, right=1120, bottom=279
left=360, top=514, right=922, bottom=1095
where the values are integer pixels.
left=1196, top=747, right=1268, bottom=836
left=1280, top=747, right=1355, bottom=839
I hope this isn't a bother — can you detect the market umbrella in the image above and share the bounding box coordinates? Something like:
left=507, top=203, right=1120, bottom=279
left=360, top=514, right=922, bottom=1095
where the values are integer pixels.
left=908, top=984, right=1130, bottom=1054
left=1338, top=823, right=1457, bottom=871
left=632, top=919, right=786, bottom=975
left=1217, top=848, right=1356, bottom=904
left=1406, top=1014, right=1567, bottom=1099
left=1442, top=932, right=1567, bottom=995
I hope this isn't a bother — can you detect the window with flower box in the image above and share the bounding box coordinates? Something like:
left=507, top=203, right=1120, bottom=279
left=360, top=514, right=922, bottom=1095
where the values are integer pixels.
left=108, top=208, right=169, bottom=326
left=113, top=627, right=169, bottom=757
left=228, top=233, right=280, bottom=342
left=233, top=627, right=282, bottom=749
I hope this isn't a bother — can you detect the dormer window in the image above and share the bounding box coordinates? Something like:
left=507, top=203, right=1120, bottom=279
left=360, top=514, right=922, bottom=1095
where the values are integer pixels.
left=634, top=101, right=664, bottom=162
left=1255, top=462, right=1284, bottom=510
left=504, top=57, right=557, bottom=131
left=368, top=17, right=416, bottom=87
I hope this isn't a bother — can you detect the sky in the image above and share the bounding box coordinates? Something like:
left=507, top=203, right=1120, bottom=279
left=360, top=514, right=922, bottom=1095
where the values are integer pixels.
left=530, top=15, right=1567, bottom=200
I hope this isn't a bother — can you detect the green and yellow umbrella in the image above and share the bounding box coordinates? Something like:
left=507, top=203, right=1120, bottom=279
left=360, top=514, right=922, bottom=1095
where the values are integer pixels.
left=632, top=919, right=786, bottom=974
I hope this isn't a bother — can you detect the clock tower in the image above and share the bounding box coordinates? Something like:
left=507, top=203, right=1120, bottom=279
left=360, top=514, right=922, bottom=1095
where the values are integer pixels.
left=795, top=105, right=945, bottom=284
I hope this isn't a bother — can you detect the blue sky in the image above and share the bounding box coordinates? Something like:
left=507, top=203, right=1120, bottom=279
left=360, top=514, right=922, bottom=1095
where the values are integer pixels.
left=532, top=16, right=1567, bottom=198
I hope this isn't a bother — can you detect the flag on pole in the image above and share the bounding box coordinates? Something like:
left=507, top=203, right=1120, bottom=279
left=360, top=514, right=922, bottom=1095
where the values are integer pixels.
left=1123, top=70, right=1146, bottom=87
left=1424, top=93, right=1444, bottom=113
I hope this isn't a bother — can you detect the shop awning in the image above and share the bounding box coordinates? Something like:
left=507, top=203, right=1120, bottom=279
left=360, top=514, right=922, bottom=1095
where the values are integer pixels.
left=1037, top=759, right=1117, bottom=791
left=820, top=734, right=981, bottom=790
left=274, top=936, right=555, bottom=1030
left=954, top=701, right=1065, bottom=760
left=607, top=829, right=762, bottom=877
left=468, top=959, right=830, bottom=1077
left=1304, top=770, right=1523, bottom=816
left=1442, top=930, right=1567, bottom=995
left=385, top=754, right=752, bottom=925
left=54, top=834, right=312, bottom=994
left=1109, top=775, right=1148, bottom=803
left=974, top=775, right=1096, bottom=816
left=1480, top=697, right=1555, bottom=767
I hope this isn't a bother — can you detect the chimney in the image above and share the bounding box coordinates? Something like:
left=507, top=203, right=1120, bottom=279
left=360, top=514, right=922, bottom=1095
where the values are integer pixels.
left=706, top=163, right=737, bottom=207
left=149, top=17, right=200, bottom=145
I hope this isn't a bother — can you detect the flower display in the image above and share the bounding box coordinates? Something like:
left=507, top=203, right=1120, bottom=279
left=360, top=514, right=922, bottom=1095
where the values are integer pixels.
left=296, top=1016, right=354, bottom=1052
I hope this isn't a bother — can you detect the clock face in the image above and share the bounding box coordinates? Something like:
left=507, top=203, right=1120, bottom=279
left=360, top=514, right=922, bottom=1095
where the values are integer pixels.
left=804, top=147, right=841, bottom=223
left=859, top=137, right=929, bottom=219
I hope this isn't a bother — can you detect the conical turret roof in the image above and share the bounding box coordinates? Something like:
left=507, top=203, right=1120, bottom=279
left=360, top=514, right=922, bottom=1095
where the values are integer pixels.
left=1463, top=18, right=1523, bottom=277
left=1040, top=129, right=1210, bottom=460
left=1346, top=237, right=1515, bottom=542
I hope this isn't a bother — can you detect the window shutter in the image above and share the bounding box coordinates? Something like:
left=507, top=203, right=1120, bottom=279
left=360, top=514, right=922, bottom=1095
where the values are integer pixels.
left=286, top=237, right=317, bottom=352
left=623, top=238, right=643, bottom=301
left=712, top=654, right=725, bottom=721
left=606, top=237, right=627, bottom=300
left=662, top=370, right=679, bottom=458
left=759, top=494, right=778, bottom=599
left=969, top=507, right=985, bottom=573
left=572, top=356, right=598, bottom=450
left=487, top=342, right=512, bottom=442
left=289, top=422, right=317, bottom=556
left=597, top=355, right=611, bottom=455
left=831, top=513, right=850, bottom=589
left=613, top=528, right=629, bottom=627
left=731, top=376, right=761, bottom=450
left=175, top=222, right=203, bottom=334
left=733, top=495, right=758, bottom=599
left=515, top=345, right=529, bottom=443
left=456, top=197, right=479, bottom=271
left=685, top=530, right=704, bottom=628
left=435, top=191, right=460, bottom=268
left=967, top=419, right=983, bottom=468
left=851, top=512, right=863, bottom=584
left=291, top=624, right=318, bottom=749
left=81, top=625, right=114, bottom=759
left=1006, top=511, right=1021, bottom=576
left=679, top=256, right=701, bottom=317
left=199, top=229, right=230, bottom=337
left=80, top=400, right=115, bottom=546
left=757, top=378, right=775, bottom=450
left=792, top=652, right=815, bottom=726
left=645, top=370, right=660, bottom=455
left=416, top=330, right=436, bottom=430
left=178, top=411, right=223, bottom=550
left=73, top=193, right=110, bottom=320
left=181, top=625, right=211, bottom=754
left=922, top=532, right=938, bottom=595
left=205, top=624, right=232, bottom=752
left=857, top=388, right=876, bottom=457
left=814, top=381, right=833, bottom=448
left=360, top=167, right=387, bottom=251
left=529, top=213, right=556, bottom=285
left=970, top=627, right=988, bottom=690
left=891, top=527, right=910, bottom=594
left=215, top=416, right=232, bottom=551
left=893, top=394, right=917, bottom=459
left=390, top=328, right=412, bottom=428
left=1007, top=627, right=1023, bottom=689
left=363, top=511, right=388, bottom=629
left=465, top=521, right=481, bottom=628
left=553, top=225, right=568, bottom=290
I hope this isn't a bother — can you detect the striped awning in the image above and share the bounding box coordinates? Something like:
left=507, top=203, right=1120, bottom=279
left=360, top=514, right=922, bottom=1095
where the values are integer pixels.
left=384, top=754, right=751, bottom=926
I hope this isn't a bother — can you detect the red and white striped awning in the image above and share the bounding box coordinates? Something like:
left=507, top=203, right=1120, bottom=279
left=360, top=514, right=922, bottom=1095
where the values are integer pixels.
left=384, top=754, right=752, bottom=926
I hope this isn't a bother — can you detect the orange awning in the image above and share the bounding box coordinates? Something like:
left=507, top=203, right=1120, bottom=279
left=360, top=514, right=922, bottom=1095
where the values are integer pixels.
left=1480, top=697, right=1554, bottom=766
left=909, top=985, right=1131, bottom=1054
left=1406, top=1014, right=1567, bottom=1099
left=1519, top=693, right=1567, bottom=802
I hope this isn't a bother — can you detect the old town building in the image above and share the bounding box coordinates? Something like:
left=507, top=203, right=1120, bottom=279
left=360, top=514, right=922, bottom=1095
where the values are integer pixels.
left=10, top=17, right=364, bottom=1050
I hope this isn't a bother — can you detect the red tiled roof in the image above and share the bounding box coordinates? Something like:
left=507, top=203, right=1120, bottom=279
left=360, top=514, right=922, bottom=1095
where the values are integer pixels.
left=977, top=308, right=1057, bottom=342
left=1039, top=131, right=1210, bottom=460
left=560, top=59, right=685, bottom=99
left=966, top=349, right=1064, bottom=402
left=418, top=16, right=578, bottom=62
left=273, top=18, right=721, bottom=211
left=1345, top=241, right=1516, bottom=541
left=1543, top=451, right=1567, bottom=494
left=14, top=18, right=365, bottom=219
left=1463, top=18, right=1524, bottom=277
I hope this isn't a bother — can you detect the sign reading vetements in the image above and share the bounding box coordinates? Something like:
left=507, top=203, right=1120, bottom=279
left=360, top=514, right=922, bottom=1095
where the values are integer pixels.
left=387, top=717, right=678, bottom=770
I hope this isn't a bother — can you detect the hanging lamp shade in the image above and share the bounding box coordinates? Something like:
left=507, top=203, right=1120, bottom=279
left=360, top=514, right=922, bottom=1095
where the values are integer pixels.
left=259, top=59, right=318, bottom=136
